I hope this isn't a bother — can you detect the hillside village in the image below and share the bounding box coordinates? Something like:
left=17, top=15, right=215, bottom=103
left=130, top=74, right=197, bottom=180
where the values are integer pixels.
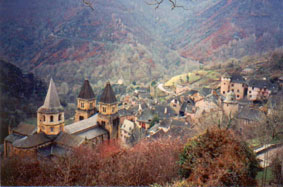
left=3, top=57, right=283, bottom=157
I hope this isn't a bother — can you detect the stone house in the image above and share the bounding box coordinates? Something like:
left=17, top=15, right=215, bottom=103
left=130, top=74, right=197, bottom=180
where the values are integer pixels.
left=247, top=79, right=276, bottom=101
left=120, top=119, right=135, bottom=144
left=220, top=73, right=247, bottom=100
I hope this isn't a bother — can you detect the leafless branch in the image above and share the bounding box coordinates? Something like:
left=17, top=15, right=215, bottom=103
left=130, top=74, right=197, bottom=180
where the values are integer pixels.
left=82, top=0, right=95, bottom=11
left=146, top=0, right=188, bottom=10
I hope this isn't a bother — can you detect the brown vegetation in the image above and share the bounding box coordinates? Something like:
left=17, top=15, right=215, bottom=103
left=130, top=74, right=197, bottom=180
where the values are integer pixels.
left=179, top=128, right=260, bottom=186
left=1, top=138, right=183, bottom=186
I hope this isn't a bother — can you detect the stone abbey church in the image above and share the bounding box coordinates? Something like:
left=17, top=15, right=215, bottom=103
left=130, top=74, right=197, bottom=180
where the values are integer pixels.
left=4, top=79, right=120, bottom=157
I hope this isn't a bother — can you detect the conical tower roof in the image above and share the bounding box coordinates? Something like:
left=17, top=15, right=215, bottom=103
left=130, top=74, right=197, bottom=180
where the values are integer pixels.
left=38, top=78, right=64, bottom=113
left=99, top=81, right=117, bottom=104
left=78, top=80, right=95, bottom=99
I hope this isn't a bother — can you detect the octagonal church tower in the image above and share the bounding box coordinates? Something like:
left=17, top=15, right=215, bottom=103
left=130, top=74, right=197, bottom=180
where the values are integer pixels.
left=37, top=78, right=64, bottom=136
left=97, top=81, right=120, bottom=140
left=75, top=80, right=97, bottom=122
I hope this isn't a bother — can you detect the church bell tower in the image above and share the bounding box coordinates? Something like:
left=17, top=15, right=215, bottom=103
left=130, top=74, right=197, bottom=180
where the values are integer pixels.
left=74, top=80, right=97, bottom=122
left=97, top=81, right=120, bottom=139
left=37, top=78, right=64, bottom=136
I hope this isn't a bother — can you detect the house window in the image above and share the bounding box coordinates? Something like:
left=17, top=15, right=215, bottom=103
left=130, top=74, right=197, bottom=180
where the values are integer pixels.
left=223, top=91, right=225, bottom=94
left=58, top=114, right=62, bottom=121
left=237, top=89, right=239, bottom=93
left=79, top=116, right=84, bottom=121
left=90, top=103, right=93, bottom=108
left=112, top=107, right=115, bottom=112
left=252, top=87, right=254, bottom=90
left=81, top=102, right=84, bottom=108
left=237, top=95, right=239, bottom=98
left=103, top=107, right=106, bottom=113
left=50, top=115, right=54, bottom=122
left=231, top=84, right=234, bottom=87
left=242, top=84, right=244, bottom=87
left=249, top=91, right=251, bottom=93
left=50, top=127, right=54, bottom=132
left=43, top=115, right=46, bottom=121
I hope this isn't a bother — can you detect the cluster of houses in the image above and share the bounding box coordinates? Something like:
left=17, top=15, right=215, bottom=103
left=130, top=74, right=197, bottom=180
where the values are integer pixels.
left=3, top=70, right=282, bottom=157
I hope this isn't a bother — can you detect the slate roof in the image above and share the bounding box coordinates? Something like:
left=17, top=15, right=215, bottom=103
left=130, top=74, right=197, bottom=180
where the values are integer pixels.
left=38, top=78, right=64, bottom=114
left=199, top=87, right=212, bottom=97
left=154, top=105, right=177, bottom=119
left=12, top=123, right=36, bottom=136
left=118, top=108, right=134, bottom=116
left=231, top=74, right=245, bottom=83
left=171, top=119, right=186, bottom=127
left=186, top=89, right=198, bottom=96
left=248, top=79, right=274, bottom=90
left=137, top=108, right=153, bottom=122
left=150, top=129, right=166, bottom=140
left=64, top=114, right=98, bottom=134
left=5, top=133, right=25, bottom=143
left=128, top=102, right=148, bottom=115
left=55, top=132, right=84, bottom=147
left=99, top=82, right=117, bottom=104
left=237, top=108, right=266, bottom=122
left=37, top=144, right=68, bottom=157
left=12, top=133, right=52, bottom=149
left=78, top=80, right=95, bottom=99
left=76, top=126, right=108, bottom=140
left=160, top=119, right=171, bottom=129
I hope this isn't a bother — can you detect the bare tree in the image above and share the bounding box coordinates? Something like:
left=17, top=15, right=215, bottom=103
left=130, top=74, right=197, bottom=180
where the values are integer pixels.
left=145, top=0, right=188, bottom=10
left=82, top=0, right=190, bottom=10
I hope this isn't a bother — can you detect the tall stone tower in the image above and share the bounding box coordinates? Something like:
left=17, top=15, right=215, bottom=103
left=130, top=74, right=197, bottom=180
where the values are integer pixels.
left=223, top=91, right=238, bottom=118
left=37, top=78, right=64, bottom=136
left=97, top=81, right=120, bottom=139
left=221, top=73, right=231, bottom=96
left=75, top=80, right=97, bottom=122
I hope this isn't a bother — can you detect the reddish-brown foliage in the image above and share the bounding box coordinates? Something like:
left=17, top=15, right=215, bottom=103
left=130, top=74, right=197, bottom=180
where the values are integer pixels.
left=1, top=138, right=183, bottom=186
left=179, top=128, right=260, bottom=186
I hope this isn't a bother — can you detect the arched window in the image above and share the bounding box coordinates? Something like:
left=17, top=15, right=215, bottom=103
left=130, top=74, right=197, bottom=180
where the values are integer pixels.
left=43, top=115, right=46, bottom=121
left=81, top=102, right=84, bottom=108
left=50, top=115, right=54, bottom=122
left=103, top=107, right=106, bottom=113
left=58, top=114, right=62, bottom=121
left=79, top=116, right=84, bottom=121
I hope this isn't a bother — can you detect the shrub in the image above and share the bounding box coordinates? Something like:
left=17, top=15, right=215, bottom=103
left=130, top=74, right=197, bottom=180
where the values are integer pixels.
left=179, top=128, right=260, bottom=186
left=1, top=138, right=183, bottom=186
